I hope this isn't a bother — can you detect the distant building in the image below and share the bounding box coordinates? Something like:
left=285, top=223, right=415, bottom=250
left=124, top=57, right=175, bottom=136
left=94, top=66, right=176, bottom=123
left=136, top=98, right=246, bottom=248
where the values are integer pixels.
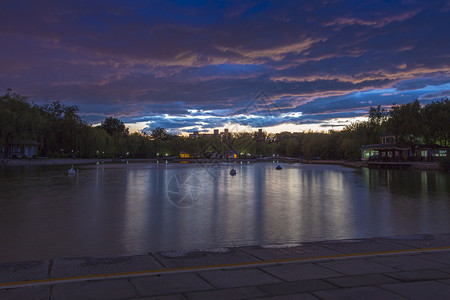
left=224, top=150, right=239, bottom=159
left=220, top=128, right=229, bottom=136
left=360, top=134, right=449, bottom=161
left=1, top=140, right=40, bottom=159
left=189, top=131, right=200, bottom=138
left=220, top=128, right=230, bottom=141
left=360, top=134, right=408, bottom=161
left=202, top=133, right=215, bottom=137
left=189, top=128, right=231, bottom=138
left=416, top=144, right=449, bottom=162
left=381, top=133, right=396, bottom=144
left=179, top=151, right=191, bottom=159
left=255, top=128, right=266, bottom=141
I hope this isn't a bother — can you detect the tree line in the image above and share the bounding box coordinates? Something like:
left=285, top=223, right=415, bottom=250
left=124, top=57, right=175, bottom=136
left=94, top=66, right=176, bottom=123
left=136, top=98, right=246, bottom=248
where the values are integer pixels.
left=0, top=90, right=152, bottom=158
left=1, top=90, right=448, bottom=160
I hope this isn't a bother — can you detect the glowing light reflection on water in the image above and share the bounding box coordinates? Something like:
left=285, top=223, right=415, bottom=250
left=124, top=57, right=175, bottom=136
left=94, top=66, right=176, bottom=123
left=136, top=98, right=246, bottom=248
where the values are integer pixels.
left=0, top=163, right=449, bottom=262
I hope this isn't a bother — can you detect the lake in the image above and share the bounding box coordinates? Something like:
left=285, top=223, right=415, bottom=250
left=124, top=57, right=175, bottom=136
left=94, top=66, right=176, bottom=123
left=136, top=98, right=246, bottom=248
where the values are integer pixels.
left=0, top=162, right=449, bottom=262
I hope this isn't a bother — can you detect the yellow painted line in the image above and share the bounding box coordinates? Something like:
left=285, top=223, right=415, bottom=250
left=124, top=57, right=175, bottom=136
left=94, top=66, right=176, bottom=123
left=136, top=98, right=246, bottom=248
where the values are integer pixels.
left=2, top=246, right=450, bottom=289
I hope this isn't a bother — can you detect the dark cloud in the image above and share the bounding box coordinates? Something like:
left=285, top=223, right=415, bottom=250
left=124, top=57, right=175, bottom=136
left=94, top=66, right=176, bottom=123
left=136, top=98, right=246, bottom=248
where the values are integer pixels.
left=0, top=0, right=449, bottom=131
left=419, top=89, right=450, bottom=100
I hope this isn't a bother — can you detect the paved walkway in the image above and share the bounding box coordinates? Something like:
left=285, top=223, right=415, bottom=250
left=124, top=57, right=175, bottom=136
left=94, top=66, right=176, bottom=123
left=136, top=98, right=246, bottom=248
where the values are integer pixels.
left=2, top=234, right=450, bottom=299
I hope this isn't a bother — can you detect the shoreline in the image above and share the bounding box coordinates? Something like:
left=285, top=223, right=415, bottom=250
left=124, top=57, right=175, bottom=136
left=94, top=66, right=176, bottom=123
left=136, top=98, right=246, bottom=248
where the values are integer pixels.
left=1, top=157, right=445, bottom=171
left=303, top=159, right=445, bottom=171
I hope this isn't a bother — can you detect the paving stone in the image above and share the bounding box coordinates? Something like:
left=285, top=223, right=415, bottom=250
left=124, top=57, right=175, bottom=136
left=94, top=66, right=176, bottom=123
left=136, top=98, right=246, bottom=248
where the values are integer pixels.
left=385, top=270, right=450, bottom=282
left=258, top=279, right=336, bottom=295
left=262, top=263, right=342, bottom=281
left=51, top=254, right=163, bottom=278
left=0, top=260, right=49, bottom=283
left=255, top=293, right=320, bottom=299
left=317, top=259, right=397, bottom=275
left=0, top=285, right=51, bottom=300
left=438, top=278, right=450, bottom=286
left=147, top=295, right=186, bottom=300
left=198, top=269, right=281, bottom=288
left=312, top=286, right=406, bottom=299
left=123, top=294, right=186, bottom=300
left=185, top=286, right=267, bottom=300
left=414, top=252, right=450, bottom=265
left=325, top=274, right=398, bottom=288
left=316, top=238, right=415, bottom=254
left=153, top=248, right=261, bottom=268
left=50, top=279, right=137, bottom=300
left=382, top=234, right=450, bottom=249
left=381, top=280, right=450, bottom=300
left=368, top=255, right=447, bottom=271
left=131, top=273, right=212, bottom=296
left=238, top=242, right=343, bottom=261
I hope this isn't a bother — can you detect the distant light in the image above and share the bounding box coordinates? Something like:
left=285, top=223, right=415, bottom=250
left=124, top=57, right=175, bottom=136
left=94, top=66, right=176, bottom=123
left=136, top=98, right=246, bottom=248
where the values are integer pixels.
left=165, top=153, right=168, bottom=156
left=247, top=153, right=251, bottom=156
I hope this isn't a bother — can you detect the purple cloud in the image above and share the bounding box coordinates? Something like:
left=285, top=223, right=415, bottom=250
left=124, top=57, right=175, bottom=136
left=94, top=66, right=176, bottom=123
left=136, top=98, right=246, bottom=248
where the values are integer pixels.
left=0, top=0, right=448, bottom=132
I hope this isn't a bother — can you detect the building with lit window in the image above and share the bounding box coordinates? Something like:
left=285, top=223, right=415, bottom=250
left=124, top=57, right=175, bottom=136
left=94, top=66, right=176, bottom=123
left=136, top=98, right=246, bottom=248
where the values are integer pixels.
left=0, top=140, right=39, bottom=159
left=224, top=150, right=239, bottom=159
left=179, top=151, right=191, bottom=158
left=361, top=134, right=448, bottom=161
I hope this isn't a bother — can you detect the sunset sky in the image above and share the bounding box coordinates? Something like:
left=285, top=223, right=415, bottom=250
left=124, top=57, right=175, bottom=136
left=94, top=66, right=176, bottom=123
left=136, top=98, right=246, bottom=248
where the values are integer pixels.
left=1, top=0, right=449, bottom=134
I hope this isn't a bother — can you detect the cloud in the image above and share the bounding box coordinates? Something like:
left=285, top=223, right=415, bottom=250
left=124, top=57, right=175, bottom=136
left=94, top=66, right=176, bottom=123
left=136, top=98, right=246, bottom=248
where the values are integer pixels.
left=217, top=37, right=325, bottom=62
left=0, top=0, right=449, bottom=132
left=324, top=9, right=422, bottom=30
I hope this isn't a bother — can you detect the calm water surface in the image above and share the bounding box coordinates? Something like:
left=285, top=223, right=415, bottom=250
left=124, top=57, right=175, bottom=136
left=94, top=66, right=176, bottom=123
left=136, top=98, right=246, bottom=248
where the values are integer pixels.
left=0, top=162, right=449, bottom=262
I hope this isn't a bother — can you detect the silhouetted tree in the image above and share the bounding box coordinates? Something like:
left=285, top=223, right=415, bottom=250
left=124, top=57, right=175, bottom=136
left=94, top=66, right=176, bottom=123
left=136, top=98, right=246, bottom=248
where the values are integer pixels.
left=151, top=127, right=168, bottom=140
left=100, top=117, right=129, bottom=136
left=422, top=99, right=450, bottom=146
left=387, top=100, right=422, bottom=148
